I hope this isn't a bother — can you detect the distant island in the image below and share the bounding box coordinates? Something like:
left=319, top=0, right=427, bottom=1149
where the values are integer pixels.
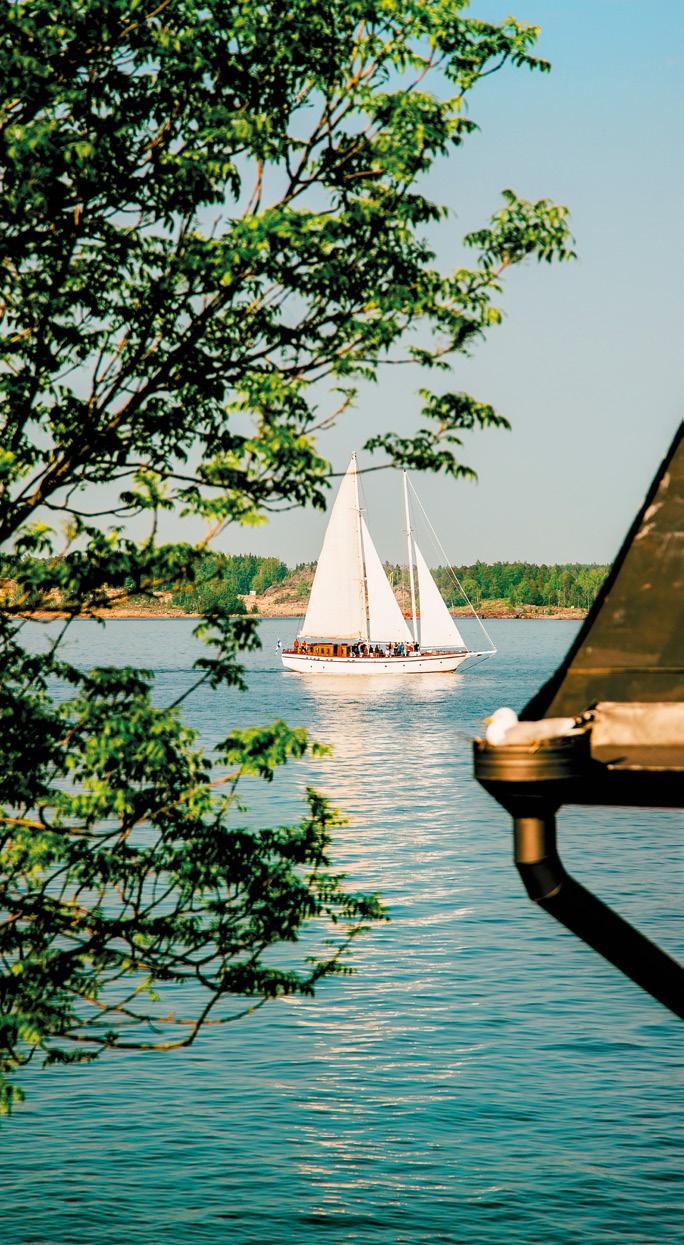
left=2, top=552, right=607, bottom=621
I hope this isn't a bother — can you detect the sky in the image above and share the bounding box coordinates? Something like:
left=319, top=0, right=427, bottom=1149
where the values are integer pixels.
left=179, top=0, right=684, bottom=568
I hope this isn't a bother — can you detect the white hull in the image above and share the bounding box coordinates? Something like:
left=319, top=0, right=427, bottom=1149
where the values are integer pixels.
left=281, top=651, right=472, bottom=676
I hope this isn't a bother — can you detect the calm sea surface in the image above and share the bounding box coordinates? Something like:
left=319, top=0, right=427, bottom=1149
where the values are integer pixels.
left=3, top=619, right=682, bottom=1245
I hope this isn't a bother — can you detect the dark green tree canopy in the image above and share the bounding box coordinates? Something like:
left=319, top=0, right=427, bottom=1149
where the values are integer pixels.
left=0, top=0, right=574, bottom=1113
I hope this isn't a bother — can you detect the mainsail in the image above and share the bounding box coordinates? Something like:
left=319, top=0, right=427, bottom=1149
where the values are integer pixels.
left=414, top=542, right=466, bottom=649
left=361, top=518, right=413, bottom=644
left=300, top=456, right=367, bottom=640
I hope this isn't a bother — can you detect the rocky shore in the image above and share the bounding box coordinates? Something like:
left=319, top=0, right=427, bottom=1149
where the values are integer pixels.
left=23, top=599, right=585, bottom=622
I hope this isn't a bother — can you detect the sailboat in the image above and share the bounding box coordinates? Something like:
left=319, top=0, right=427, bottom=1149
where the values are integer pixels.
left=280, top=454, right=495, bottom=675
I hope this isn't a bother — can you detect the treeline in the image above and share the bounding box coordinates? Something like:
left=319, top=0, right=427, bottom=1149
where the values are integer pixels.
left=437, top=561, right=608, bottom=610
left=170, top=553, right=287, bottom=613
left=383, top=560, right=608, bottom=610
left=0, top=551, right=289, bottom=614
left=0, top=552, right=608, bottom=614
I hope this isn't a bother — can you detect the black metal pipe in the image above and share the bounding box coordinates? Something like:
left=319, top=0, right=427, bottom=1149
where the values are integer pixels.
left=513, top=813, right=684, bottom=1019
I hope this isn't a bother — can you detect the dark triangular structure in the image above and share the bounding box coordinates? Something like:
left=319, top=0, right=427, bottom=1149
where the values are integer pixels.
left=474, top=422, right=683, bottom=1018
left=524, top=422, right=684, bottom=719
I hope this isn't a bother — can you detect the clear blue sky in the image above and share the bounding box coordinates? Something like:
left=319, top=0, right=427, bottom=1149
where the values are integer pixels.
left=173, top=0, right=684, bottom=568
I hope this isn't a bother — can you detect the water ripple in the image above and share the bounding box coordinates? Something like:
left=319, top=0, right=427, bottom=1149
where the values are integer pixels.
left=5, top=619, right=682, bottom=1245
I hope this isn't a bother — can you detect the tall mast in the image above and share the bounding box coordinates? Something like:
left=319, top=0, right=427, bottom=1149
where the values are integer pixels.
left=403, top=469, right=418, bottom=644
left=353, top=452, right=369, bottom=643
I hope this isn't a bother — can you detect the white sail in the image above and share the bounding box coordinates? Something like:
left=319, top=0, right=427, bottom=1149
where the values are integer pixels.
left=414, top=541, right=467, bottom=649
left=361, top=518, right=413, bottom=644
left=300, top=455, right=367, bottom=640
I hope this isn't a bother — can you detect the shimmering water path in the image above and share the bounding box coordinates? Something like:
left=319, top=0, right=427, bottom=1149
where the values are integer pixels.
left=3, top=620, right=682, bottom=1244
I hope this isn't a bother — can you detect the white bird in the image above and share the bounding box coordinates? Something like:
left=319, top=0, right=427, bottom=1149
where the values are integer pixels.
left=484, top=706, right=579, bottom=746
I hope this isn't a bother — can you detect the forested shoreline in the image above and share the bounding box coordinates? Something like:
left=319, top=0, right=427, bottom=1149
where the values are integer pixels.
left=1, top=552, right=608, bottom=617
left=432, top=561, right=607, bottom=611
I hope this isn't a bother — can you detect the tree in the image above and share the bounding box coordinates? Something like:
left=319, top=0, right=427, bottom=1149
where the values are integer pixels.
left=250, top=557, right=288, bottom=596
left=0, top=0, right=574, bottom=1112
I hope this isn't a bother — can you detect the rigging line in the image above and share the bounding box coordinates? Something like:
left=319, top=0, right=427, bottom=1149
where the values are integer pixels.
left=458, top=653, right=491, bottom=674
left=407, top=478, right=496, bottom=655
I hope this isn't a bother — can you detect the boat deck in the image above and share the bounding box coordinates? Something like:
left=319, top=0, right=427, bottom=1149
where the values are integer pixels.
left=281, top=649, right=472, bottom=675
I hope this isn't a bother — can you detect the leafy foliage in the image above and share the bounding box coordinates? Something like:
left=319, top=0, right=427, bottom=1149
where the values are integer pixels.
left=0, top=0, right=574, bottom=1111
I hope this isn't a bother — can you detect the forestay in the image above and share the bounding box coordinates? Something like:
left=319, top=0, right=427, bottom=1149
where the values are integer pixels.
left=415, top=542, right=467, bottom=649
left=300, top=458, right=366, bottom=640
left=361, top=518, right=413, bottom=644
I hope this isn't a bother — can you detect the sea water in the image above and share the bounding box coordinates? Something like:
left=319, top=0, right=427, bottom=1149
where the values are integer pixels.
left=2, top=619, right=682, bottom=1244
